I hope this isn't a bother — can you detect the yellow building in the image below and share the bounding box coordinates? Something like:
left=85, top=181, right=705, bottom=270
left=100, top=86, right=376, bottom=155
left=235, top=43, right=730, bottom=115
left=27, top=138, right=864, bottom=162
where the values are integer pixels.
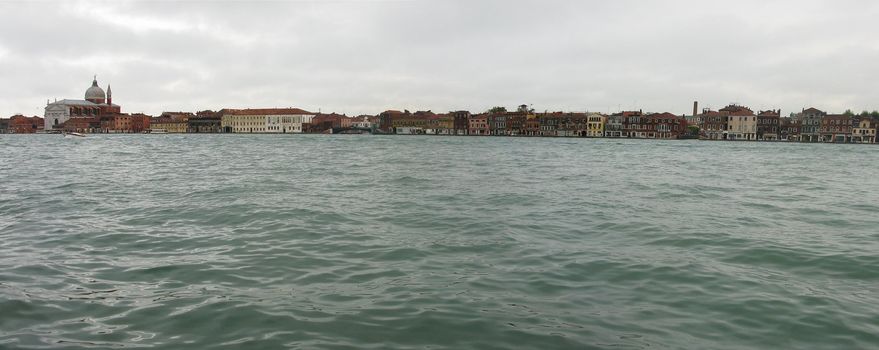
left=150, top=112, right=191, bottom=133
left=221, top=108, right=315, bottom=133
left=586, top=113, right=606, bottom=137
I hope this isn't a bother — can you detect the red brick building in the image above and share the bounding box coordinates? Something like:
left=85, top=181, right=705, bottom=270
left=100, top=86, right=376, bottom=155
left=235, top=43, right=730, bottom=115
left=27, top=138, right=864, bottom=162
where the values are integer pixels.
left=9, top=115, right=44, bottom=133
left=757, top=110, right=781, bottom=141
left=699, top=110, right=728, bottom=140
left=308, top=113, right=349, bottom=133
left=820, top=114, right=853, bottom=143
left=644, top=112, right=688, bottom=139
left=451, top=111, right=471, bottom=135
left=376, top=110, right=404, bottom=133
left=620, top=111, right=648, bottom=138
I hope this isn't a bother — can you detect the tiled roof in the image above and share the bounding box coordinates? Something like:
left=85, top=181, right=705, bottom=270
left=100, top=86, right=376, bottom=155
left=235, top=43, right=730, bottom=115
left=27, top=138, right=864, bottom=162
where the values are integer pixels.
left=230, top=108, right=314, bottom=116
left=720, top=105, right=755, bottom=116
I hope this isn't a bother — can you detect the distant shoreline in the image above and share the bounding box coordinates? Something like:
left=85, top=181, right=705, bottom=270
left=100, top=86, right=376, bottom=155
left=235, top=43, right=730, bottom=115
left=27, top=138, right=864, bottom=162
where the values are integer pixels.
left=7, top=132, right=877, bottom=145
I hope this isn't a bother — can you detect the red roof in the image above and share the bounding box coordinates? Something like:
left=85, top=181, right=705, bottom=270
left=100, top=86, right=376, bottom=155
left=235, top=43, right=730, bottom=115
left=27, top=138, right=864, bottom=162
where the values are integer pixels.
left=719, top=105, right=755, bottom=116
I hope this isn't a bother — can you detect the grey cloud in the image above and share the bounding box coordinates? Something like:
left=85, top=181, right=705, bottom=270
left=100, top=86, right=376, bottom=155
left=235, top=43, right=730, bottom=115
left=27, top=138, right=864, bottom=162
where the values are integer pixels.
left=1, top=0, right=878, bottom=117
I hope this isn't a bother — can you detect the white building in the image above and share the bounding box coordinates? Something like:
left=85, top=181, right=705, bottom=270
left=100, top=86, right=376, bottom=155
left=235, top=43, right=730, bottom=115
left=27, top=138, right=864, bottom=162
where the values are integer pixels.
left=221, top=108, right=315, bottom=133
left=44, top=77, right=120, bottom=130
left=727, top=115, right=757, bottom=141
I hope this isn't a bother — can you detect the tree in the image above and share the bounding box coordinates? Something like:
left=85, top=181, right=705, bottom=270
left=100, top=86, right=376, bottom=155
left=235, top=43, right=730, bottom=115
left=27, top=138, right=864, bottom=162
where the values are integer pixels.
left=844, top=109, right=855, bottom=117
left=687, top=125, right=700, bottom=136
left=488, top=106, right=507, bottom=114
left=871, top=111, right=879, bottom=119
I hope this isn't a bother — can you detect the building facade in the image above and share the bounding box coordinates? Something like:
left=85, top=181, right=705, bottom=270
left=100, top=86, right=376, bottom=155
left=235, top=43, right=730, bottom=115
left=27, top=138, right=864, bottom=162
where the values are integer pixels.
left=852, top=118, right=876, bottom=143
left=645, top=112, right=688, bottom=139
left=221, top=108, right=315, bottom=133
left=723, top=105, right=757, bottom=141
left=699, top=110, right=728, bottom=140
left=468, top=114, right=490, bottom=135
left=819, top=114, right=853, bottom=143
left=605, top=113, right=624, bottom=138
left=9, top=115, right=44, bottom=133
left=780, top=117, right=801, bottom=141
left=756, top=110, right=781, bottom=141
left=586, top=113, right=606, bottom=137
left=44, top=77, right=122, bottom=132
left=797, top=107, right=826, bottom=142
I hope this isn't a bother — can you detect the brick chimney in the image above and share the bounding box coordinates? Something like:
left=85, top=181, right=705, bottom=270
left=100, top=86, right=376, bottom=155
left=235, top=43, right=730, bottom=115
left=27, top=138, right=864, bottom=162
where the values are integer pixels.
left=693, top=101, right=698, bottom=116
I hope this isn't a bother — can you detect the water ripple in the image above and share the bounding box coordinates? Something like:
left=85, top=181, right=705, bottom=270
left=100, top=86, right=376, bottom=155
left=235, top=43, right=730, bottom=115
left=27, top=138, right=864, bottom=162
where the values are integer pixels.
left=1, top=135, right=879, bottom=349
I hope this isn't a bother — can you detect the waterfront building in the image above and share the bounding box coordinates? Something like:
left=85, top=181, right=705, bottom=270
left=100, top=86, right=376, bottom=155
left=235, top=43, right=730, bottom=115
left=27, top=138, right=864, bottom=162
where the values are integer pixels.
left=797, top=107, right=826, bottom=142
left=221, top=108, right=315, bottom=133
left=524, top=116, right=541, bottom=136
left=426, top=113, right=453, bottom=135
left=451, top=111, right=471, bottom=135
left=851, top=117, right=876, bottom=143
left=351, top=115, right=375, bottom=131
left=489, top=112, right=509, bottom=136
left=151, top=112, right=192, bottom=133
left=309, top=113, right=352, bottom=133
left=44, top=77, right=122, bottom=131
left=375, top=110, right=405, bottom=134
left=505, top=114, right=526, bottom=136
left=536, top=112, right=561, bottom=136
left=621, top=111, right=647, bottom=138
left=819, top=114, right=853, bottom=143
left=605, top=113, right=624, bottom=138
left=391, top=110, right=428, bottom=134
left=187, top=110, right=223, bottom=133
left=340, top=115, right=353, bottom=129
left=780, top=117, right=801, bottom=141
left=645, top=112, right=688, bottom=139
left=555, top=112, right=588, bottom=137
left=111, top=113, right=150, bottom=133
left=468, top=114, right=490, bottom=135
left=390, top=110, right=449, bottom=135
left=586, top=113, right=606, bottom=137
left=722, top=105, right=757, bottom=141
left=756, top=110, right=781, bottom=141
left=0, top=117, right=9, bottom=133
left=9, top=115, right=44, bottom=133
left=699, top=110, right=728, bottom=140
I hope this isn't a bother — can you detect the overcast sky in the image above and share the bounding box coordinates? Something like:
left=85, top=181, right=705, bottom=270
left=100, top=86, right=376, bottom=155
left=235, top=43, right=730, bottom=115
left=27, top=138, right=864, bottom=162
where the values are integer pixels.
left=1, top=0, right=877, bottom=117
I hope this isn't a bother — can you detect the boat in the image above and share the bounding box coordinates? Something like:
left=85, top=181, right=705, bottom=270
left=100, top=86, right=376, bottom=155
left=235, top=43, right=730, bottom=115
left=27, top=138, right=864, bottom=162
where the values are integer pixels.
left=150, top=129, right=168, bottom=134
left=63, top=132, right=86, bottom=138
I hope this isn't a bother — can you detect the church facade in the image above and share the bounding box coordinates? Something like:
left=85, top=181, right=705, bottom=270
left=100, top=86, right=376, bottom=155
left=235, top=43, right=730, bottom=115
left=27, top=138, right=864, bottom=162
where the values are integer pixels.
left=44, top=77, right=122, bottom=132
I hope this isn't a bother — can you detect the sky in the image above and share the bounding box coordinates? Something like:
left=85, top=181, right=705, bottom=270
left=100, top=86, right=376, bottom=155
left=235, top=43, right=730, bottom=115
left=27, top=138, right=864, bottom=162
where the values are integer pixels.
left=1, top=0, right=878, bottom=117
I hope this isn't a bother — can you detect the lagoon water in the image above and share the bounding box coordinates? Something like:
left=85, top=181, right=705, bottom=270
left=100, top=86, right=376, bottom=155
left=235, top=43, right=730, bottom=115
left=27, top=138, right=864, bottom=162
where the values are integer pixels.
left=1, top=134, right=879, bottom=349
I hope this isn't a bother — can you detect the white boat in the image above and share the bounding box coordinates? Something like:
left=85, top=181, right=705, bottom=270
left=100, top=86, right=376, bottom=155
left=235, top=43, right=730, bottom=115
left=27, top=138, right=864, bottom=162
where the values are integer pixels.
left=150, top=129, right=168, bottom=134
left=63, top=132, right=86, bottom=138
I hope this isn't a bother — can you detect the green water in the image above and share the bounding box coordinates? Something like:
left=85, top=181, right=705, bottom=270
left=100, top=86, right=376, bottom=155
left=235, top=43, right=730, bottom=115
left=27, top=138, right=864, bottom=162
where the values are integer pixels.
left=1, top=134, right=878, bottom=349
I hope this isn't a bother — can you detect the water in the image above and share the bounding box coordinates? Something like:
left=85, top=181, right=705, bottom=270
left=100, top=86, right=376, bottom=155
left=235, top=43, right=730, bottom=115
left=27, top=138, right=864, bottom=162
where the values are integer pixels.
left=1, top=134, right=879, bottom=349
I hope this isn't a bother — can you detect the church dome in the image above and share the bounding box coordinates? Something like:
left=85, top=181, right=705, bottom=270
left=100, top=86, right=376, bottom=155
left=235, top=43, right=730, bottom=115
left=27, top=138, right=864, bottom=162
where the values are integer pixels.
left=85, top=77, right=106, bottom=101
